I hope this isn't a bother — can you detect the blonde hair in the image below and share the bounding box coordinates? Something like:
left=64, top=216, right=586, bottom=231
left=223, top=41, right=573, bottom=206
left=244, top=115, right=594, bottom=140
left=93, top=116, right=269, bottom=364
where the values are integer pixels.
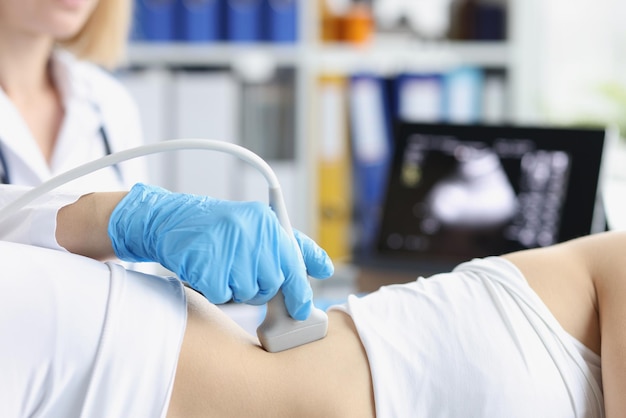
left=59, top=0, right=133, bottom=69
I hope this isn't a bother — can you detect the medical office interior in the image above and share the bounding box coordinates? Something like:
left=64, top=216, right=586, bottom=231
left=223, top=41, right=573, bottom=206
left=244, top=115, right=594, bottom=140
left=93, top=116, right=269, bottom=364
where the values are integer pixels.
left=120, top=0, right=626, bottom=332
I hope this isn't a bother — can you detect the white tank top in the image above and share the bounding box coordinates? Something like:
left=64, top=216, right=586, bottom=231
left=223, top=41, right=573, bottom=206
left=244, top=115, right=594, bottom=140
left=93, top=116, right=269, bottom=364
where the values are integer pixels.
left=331, top=256, right=604, bottom=417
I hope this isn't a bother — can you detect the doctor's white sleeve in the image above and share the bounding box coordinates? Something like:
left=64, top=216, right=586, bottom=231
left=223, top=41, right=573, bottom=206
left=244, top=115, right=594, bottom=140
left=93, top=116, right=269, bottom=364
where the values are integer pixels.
left=0, top=185, right=81, bottom=251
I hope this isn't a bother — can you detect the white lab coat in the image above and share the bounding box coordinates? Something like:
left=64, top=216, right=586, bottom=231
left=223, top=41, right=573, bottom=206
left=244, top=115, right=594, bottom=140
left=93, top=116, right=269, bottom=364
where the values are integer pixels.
left=0, top=49, right=147, bottom=250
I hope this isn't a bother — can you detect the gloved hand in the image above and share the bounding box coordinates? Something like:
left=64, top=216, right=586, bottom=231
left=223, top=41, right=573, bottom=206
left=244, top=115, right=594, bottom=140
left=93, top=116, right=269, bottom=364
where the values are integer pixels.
left=108, top=183, right=334, bottom=320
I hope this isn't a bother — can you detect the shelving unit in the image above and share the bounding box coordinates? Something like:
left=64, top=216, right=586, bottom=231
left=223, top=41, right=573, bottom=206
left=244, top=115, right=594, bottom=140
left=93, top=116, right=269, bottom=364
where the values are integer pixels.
left=120, top=0, right=534, bottom=244
left=127, top=40, right=510, bottom=71
left=309, top=41, right=511, bottom=73
left=116, top=1, right=626, bottom=306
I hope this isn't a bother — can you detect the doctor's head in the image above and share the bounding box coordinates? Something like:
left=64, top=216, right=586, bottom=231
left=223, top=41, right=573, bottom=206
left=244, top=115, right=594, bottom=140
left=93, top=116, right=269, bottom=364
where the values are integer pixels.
left=0, top=0, right=132, bottom=69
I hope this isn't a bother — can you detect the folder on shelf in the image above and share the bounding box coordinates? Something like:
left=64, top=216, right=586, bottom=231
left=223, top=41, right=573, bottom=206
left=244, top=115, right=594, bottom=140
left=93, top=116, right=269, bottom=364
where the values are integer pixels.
left=475, top=3, right=507, bottom=40
left=117, top=68, right=173, bottom=188
left=134, top=0, right=176, bottom=42
left=225, top=0, right=264, bottom=42
left=348, top=73, right=393, bottom=256
left=176, top=0, right=224, bottom=42
left=240, top=69, right=296, bottom=161
left=482, top=70, right=508, bottom=124
left=443, top=66, right=484, bottom=124
left=394, top=72, right=445, bottom=122
left=315, top=75, right=353, bottom=263
left=264, top=0, right=299, bottom=43
left=172, top=70, right=241, bottom=200
left=318, top=0, right=343, bottom=42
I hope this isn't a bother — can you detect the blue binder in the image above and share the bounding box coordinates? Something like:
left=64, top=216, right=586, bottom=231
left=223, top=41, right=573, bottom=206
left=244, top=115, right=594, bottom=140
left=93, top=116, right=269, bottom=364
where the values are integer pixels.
left=135, top=0, right=176, bottom=42
left=348, top=74, right=393, bottom=255
left=264, top=0, right=298, bottom=43
left=225, top=0, right=264, bottom=42
left=176, top=0, right=224, bottom=42
left=442, top=66, right=484, bottom=123
left=475, top=4, right=507, bottom=40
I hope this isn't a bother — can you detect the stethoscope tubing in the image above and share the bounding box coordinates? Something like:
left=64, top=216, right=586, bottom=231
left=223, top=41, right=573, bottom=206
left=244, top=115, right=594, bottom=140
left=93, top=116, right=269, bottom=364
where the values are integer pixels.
left=0, top=143, right=10, bottom=184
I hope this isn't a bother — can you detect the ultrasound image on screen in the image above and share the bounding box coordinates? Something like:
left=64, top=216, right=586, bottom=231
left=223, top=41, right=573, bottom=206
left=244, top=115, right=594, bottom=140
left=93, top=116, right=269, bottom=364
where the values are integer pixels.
left=375, top=124, right=605, bottom=267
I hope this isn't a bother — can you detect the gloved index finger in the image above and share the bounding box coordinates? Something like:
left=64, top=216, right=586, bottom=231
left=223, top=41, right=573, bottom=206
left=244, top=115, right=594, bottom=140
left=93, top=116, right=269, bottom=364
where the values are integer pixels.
left=281, top=269, right=314, bottom=321
left=278, top=235, right=314, bottom=321
left=293, top=229, right=335, bottom=279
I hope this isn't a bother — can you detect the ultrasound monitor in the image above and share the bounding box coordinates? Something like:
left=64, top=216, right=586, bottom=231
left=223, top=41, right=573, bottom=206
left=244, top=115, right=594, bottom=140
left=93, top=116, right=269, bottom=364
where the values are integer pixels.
left=367, top=123, right=608, bottom=274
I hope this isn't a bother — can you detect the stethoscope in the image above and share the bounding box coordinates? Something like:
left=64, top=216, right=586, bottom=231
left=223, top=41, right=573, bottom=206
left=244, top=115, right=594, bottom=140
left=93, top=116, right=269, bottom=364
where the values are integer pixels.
left=0, top=122, right=123, bottom=185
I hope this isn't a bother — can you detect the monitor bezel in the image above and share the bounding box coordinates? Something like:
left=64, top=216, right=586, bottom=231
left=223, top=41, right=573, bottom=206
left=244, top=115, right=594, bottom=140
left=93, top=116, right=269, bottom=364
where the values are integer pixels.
left=356, top=122, right=609, bottom=275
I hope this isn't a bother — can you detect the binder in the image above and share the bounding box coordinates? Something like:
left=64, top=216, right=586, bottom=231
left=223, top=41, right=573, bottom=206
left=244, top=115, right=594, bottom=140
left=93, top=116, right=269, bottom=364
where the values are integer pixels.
left=240, top=69, right=296, bottom=160
left=443, top=66, right=484, bottom=123
left=176, top=0, right=224, bottom=42
left=318, top=0, right=343, bottom=42
left=264, top=0, right=298, bottom=43
left=172, top=71, right=241, bottom=200
left=394, top=72, right=445, bottom=122
left=348, top=74, right=392, bottom=256
left=134, top=0, right=176, bottom=42
left=342, top=2, right=374, bottom=45
left=475, top=2, right=507, bottom=40
left=315, top=75, right=353, bottom=263
left=225, top=0, right=264, bottom=42
left=482, top=70, right=508, bottom=124
left=117, top=68, right=173, bottom=189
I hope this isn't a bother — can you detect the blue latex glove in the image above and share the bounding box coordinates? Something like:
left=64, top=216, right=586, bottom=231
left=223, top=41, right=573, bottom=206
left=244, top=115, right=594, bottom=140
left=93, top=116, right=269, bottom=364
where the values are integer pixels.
left=108, top=183, right=334, bottom=320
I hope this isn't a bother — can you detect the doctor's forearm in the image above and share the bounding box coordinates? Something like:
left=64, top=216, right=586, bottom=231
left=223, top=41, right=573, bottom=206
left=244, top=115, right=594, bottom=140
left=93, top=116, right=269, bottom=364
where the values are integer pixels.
left=56, top=191, right=128, bottom=260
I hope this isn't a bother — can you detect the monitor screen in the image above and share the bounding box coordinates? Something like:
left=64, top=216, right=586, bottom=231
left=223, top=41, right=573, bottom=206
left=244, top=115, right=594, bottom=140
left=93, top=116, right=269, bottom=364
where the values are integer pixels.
left=370, top=123, right=607, bottom=273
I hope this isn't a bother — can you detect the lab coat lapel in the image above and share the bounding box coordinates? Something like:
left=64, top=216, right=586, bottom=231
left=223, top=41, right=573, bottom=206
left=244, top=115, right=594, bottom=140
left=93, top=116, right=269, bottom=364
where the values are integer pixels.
left=48, top=50, right=102, bottom=177
left=0, top=88, right=52, bottom=182
left=50, top=97, right=101, bottom=176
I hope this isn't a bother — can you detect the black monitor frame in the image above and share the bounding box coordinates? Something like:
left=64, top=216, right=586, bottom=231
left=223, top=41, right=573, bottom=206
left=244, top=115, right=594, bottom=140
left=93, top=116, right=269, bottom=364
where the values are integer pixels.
left=358, top=122, right=608, bottom=275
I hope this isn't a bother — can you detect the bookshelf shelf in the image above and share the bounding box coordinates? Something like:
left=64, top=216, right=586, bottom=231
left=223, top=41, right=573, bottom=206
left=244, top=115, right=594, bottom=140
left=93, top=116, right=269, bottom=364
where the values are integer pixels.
left=126, top=40, right=510, bottom=71
left=309, top=41, right=510, bottom=74
left=126, top=42, right=303, bottom=67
